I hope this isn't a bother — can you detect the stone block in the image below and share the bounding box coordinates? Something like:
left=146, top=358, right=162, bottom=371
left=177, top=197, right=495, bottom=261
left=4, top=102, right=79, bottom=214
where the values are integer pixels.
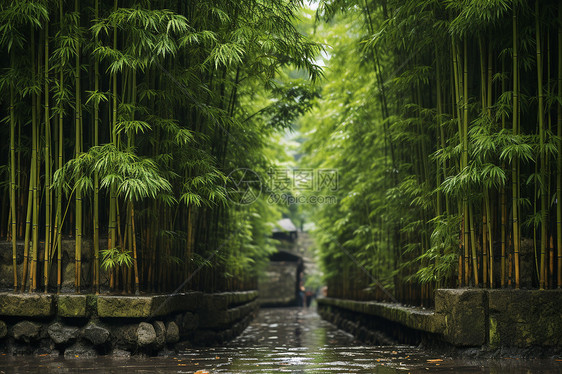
left=12, top=321, right=42, bottom=342
left=97, top=296, right=152, bottom=318
left=435, top=289, right=486, bottom=346
left=113, top=324, right=138, bottom=349
left=137, top=322, right=156, bottom=347
left=57, top=294, right=87, bottom=317
left=47, top=322, right=79, bottom=345
left=181, top=312, right=199, bottom=331
left=0, top=293, right=54, bottom=317
left=153, top=292, right=201, bottom=316
left=488, top=289, right=562, bottom=348
left=82, top=322, right=110, bottom=345
left=165, top=321, right=179, bottom=344
left=204, top=293, right=229, bottom=311
left=153, top=321, right=166, bottom=350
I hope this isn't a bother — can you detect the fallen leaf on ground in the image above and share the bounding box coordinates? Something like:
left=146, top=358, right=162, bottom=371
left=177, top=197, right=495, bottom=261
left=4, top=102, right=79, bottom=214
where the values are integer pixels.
left=427, top=359, right=443, bottom=363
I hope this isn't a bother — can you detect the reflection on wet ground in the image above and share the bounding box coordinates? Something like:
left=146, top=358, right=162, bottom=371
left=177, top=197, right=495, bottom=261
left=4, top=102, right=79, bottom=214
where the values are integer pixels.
left=0, top=307, right=560, bottom=373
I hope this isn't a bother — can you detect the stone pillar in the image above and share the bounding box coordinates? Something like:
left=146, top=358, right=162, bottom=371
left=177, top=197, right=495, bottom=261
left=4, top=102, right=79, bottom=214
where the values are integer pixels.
left=434, top=289, right=487, bottom=346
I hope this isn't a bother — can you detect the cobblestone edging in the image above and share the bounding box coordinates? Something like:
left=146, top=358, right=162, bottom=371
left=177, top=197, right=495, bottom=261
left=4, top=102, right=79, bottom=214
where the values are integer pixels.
left=318, top=289, right=562, bottom=350
left=0, top=290, right=258, bottom=356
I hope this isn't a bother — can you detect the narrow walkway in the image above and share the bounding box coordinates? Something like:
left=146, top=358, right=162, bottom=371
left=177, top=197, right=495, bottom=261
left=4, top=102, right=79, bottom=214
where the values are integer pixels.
left=180, top=307, right=429, bottom=373
left=0, top=308, right=558, bottom=373
left=176, top=308, right=560, bottom=373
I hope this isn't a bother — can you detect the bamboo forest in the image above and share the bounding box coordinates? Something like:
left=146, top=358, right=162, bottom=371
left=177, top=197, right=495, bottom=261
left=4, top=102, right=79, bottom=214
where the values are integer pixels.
left=0, top=0, right=321, bottom=295
left=0, top=0, right=561, bottom=369
left=304, top=0, right=562, bottom=306
left=1, top=0, right=562, bottom=298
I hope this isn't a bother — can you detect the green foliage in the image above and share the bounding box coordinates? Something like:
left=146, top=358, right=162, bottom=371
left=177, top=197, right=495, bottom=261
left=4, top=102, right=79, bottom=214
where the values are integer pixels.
left=100, top=247, right=133, bottom=271
left=0, top=0, right=321, bottom=293
left=303, top=0, right=562, bottom=302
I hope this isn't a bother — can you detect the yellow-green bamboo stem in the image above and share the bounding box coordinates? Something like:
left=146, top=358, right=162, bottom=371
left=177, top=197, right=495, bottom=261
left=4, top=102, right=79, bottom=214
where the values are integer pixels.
left=483, top=201, right=488, bottom=286
left=452, top=40, right=467, bottom=285
left=93, top=0, right=100, bottom=294
left=108, top=0, right=119, bottom=277
left=487, top=45, right=493, bottom=115
left=487, top=46, right=494, bottom=288
left=513, top=6, right=521, bottom=289
left=485, top=189, right=493, bottom=288
left=74, top=0, right=82, bottom=293
left=501, top=55, right=507, bottom=288
left=556, top=3, right=562, bottom=288
left=57, top=66, right=63, bottom=293
left=10, top=86, right=17, bottom=291
left=469, top=204, right=479, bottom=287
left=535, top=0, right=547, bottom=290
left=44, top=19, right=51, bottom=293
left=435, top=49, right=449, bottom=216
left=479, top=38, right=488, bottom=287
left=30, top=26, right=39, bottom=293
left=479, top=37, right=487, bottom=112
left=21, top=182, right=33, bottom=292
left=463, top=40, right=471, bottom=286
left=501, top=183, right=507, bottom=287
left=130, top=202, right=140, bottom=295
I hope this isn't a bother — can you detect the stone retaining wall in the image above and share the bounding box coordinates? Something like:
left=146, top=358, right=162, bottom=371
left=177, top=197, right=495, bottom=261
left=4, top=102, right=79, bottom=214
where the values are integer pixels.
left=318, top=289, right=562, bottom=350
left=0, top=290, right=258, bottom=356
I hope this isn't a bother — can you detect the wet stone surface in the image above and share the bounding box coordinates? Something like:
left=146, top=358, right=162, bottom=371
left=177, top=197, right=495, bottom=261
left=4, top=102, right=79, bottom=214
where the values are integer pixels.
left=0, top=307, right=560, bottom=373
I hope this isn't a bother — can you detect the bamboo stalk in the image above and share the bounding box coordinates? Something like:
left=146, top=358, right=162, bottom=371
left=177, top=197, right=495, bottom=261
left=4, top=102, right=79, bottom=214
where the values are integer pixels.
left=535, top=0, right=547, bottom=290
left=512, top=6, right=521, bottom=289
left=556, top=3, right=562, bottom=288
left=93, top=0, right=100, bottom=294
left=469, top=204, right=479, bottom=286
left=435, top=47, right=449, bottom=216
left=44, top=18, right=51, bottom=293
left=10, top=86, right=18, bottom=291
left=74, top=0, right=82, bottom=293
left=549, top=235, right=554, bottom=288
left=56, top=62, right=63, bottom=293
left=108, top=0, right=119, bottom=283
left=453, top=40, right=468, bottom=286
left=485, top=189, right=493, bottom=288
left=463, top=39, right=473, bottom=286
left=30, top=26, right=40, bottom=293
left=21, top=176, right=33, bottom=292
left=131, top=202, right=140, bottom=295
left=483, top=200, right=488, bottom=286
left=486, top=43, right=494, bottom=288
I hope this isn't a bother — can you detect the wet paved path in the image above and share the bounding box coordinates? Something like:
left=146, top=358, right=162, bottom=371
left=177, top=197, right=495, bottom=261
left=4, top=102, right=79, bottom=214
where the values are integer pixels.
left=0, top=307, right=560, bottom=373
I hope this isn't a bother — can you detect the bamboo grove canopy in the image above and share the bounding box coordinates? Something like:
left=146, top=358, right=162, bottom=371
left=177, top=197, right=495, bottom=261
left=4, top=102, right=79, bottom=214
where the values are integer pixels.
left=301, top=0, right=562, bottom=306
left=0, top=0, right=321, bottom=294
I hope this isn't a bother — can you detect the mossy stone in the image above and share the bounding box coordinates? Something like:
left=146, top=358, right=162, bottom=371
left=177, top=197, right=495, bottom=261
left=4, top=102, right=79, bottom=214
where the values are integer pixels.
left=57, top=295, right=87, bottom=317
left=97, top=296, right=153, bottom=318
left=0, top=293, right=54, bottom=317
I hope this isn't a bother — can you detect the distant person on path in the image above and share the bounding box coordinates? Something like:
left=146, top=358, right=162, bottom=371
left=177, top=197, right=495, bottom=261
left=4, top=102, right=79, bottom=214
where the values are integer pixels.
left=298, top=272, right=306, bottom=307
